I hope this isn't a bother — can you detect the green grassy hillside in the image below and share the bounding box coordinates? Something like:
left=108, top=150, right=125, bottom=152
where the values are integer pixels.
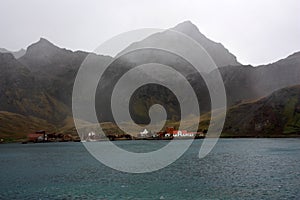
left=0, top=111, right=57, bottom=142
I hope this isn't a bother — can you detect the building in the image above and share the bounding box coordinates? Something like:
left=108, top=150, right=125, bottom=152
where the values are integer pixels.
left=138, top=129, right=149, bottom=138
left=27, top=130, right=48, bottom=142
left=27, top=133, right=44, bottom=142
left=165, top=128, right=205, bottom=138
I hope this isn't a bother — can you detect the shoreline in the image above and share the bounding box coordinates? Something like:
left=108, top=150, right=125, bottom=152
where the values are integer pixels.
left=1, top=136, right=300, bottom=144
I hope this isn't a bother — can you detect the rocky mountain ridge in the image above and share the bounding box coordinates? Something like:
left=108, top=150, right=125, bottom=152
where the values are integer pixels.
left=0, top=21, right=300, bottom=140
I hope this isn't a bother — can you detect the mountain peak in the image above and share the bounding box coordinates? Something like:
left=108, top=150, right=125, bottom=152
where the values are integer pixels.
left=176, top=20, right=195, bottom=26
left=171, top=21, right=240, bottom=67
left=22, top=38, right=62, bottom=60
left=173, top=20, right=200, bottom=32
left=172, top=21, right=206, bottom=38
left=31, top=37, right=57, bottom=49
left=119, top=20, right=239, bottom=68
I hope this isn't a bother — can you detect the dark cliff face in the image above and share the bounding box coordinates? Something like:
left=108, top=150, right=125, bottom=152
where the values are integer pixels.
left=19, top=38, right=88, bottom=74
left=221, top=85, right=300, bottom=136
left=95, top=21, right=240, bottom=123
left=213, top=52, right=300, bottom=108
left=18, top=38, right=112, bottom=107
left=0, top=52, right=70, bottom=124
left=95, top=48, right=211, bottom=123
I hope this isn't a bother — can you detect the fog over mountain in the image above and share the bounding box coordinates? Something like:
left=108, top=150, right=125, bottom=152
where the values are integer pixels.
left=0, top=48, right=26, bottom=59
left=120, top=21, right=239, bottom=69
left=1, top=21, right=300, bottom=139
left=2, top=0, right=299, bottom=66
left=172, top=21, right=240, bottom=67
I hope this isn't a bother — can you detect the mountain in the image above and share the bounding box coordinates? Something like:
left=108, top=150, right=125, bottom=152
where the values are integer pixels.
left=212, top=51, right=300, bottom=107
left=120, top=21, right=239, bottom=69
left=95, top=21, right=240, bottom=123
left=109, top=48, right=300, bottom=123
left=53, top=84, right=300, bottom=138
left=171, top=21, right=239, bottom=67
left=18, top=38, right=112, bottom=107
left=0, top=40, right=111, bottom=139
left=0, top=52, right=70, bottom=124
left=0, top=48, right=26, bottom=59
left=221, top=85, right=300, bottom=137
left=19, top=38, right=87, bottom=73
left=0, top=21, right=300, bottom=141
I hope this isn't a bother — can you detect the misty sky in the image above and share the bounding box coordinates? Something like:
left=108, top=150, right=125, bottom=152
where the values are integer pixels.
left=1, top=0, right=299, bottom=66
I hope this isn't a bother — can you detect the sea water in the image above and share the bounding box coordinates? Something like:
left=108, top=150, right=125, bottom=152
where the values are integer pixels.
left=0, top=139, right=299, bottom=199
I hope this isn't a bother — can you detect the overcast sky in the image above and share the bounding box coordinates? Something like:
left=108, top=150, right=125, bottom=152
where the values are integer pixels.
left=1, top=0, right=299, bottom=65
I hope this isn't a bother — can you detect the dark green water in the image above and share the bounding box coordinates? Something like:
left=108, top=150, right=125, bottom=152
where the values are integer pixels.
left=0, top=139, right=299, bottom=199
